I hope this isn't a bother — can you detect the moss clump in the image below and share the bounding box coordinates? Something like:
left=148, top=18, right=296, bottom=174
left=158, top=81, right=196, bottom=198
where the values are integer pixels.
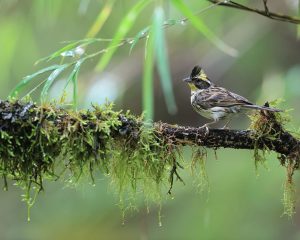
left=0, top=100, right=185, bottom=219
left=249, top=107, right=281, bottom=170
left=249, top=103, right=299, bottom=217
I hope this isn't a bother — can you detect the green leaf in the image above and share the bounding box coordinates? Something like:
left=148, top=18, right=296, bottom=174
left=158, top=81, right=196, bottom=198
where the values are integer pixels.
left=41, top=64, right=69, bottom=101
left=129, top=26, right=150, bottom=55
left=95, top=0, right=151, bottom=71
left=9, top=65, right=62, bottom=98
left=143, top=28, right=155, bottom=120
left=64, top=60, right=83, bottom=89
left=64, top=59, right=84, bottom=109
left=153, top=7, right=177, bottom=114
left=171, top=0, right=238, bottom=57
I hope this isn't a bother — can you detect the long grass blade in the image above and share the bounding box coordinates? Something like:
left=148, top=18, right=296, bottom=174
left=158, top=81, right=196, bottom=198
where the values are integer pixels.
left=86, top=0, right=115, bottom=38
left=153, top=7, right=177, bottom=114
left=41, top=64, right=69, bottom=101
left=143, top=29, right=155, bottom=120
left=95, top=0, right=151, bottom=71
left=171, top=0, right=238, bottom=57
left=9, top=65, right=62, bottom=98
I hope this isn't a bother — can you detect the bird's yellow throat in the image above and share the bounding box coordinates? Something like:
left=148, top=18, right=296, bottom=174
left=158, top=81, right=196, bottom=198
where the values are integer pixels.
left=188, top=83, right=198, bottom=91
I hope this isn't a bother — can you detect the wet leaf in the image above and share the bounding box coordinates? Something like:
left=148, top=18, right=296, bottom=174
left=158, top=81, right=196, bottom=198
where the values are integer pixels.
left=9, top=65, right=62, bottom=98
left=41, top=64, right=69, bottom=101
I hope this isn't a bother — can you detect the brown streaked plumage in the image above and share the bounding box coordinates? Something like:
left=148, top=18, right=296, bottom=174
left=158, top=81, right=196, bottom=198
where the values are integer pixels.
left=183, top=65, right=281, bottom=128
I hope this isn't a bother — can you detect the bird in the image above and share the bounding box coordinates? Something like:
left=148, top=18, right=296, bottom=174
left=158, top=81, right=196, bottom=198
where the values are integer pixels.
left=183, top=65, right=281, bottom=129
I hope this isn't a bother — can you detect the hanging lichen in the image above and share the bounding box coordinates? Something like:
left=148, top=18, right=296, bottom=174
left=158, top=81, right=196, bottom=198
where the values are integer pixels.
left=190, top=147, right=209, bottom=193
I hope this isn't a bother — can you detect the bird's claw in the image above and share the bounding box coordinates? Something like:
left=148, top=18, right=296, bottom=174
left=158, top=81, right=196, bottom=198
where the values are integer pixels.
left=199, top=124, right=209, bottom=136
left=263, top=0, right=270, bottom=16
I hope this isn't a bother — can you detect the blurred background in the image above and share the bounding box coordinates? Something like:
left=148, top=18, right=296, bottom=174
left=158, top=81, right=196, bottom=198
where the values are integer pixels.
left=1, top=0, right=300, bottom=239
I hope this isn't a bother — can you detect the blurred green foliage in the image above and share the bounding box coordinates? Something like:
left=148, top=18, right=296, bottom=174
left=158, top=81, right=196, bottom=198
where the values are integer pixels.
left=1, top=0, right=300, bottom=239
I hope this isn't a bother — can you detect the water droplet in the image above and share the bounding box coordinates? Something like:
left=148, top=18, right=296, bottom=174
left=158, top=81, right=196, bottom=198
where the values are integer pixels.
left=180, top=20, right=187, bottom=25
left=74, top=46, right=85, bottom=56
left=61, top=50, right=75, bottom=57
left=61, top=46, right=85, bottom=57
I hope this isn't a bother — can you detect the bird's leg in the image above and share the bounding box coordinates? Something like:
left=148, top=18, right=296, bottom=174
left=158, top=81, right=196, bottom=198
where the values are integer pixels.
left=199, top=120, right=217, bottom=135
left=221, top=118, right=232, bottom=129
left=262, top=0, right=270, bottom=16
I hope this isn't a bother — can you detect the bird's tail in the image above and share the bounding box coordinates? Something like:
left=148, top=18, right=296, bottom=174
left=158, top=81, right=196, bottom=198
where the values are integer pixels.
left=243, top=104, right=282, bottom=112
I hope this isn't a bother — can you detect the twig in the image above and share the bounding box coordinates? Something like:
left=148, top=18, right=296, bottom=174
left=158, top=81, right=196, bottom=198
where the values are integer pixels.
left=207, top=0, right=300, bottom=24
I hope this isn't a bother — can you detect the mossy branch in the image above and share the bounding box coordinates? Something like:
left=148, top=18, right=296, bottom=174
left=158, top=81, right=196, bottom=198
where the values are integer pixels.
left=0, top=100, right=299, bottom=217
left=1, top=100, right=299, bottom=158
left=157, top=120, right=299, bottom=157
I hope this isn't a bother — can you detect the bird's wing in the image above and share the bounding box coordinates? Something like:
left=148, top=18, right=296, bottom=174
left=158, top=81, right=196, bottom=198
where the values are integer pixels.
left=195, top=87, right=254, bottom=109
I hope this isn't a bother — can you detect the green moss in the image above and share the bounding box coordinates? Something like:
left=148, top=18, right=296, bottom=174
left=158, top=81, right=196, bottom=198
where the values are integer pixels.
left=0, top=100, right=183, bottom=219
left=249, top=110, right=277, bottom=170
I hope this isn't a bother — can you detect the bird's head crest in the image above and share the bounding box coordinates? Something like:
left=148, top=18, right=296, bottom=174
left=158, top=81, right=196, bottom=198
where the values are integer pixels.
left=183, top=65, right=211, bottom=90
left=190, top=65, right=208, bottom=81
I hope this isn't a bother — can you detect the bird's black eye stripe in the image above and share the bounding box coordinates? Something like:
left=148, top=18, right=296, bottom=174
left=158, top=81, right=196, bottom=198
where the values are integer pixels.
left=194, top=80, right=211, bottom=90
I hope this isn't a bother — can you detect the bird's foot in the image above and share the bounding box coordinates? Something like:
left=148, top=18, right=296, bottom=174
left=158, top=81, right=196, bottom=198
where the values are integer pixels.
left=263, top=0, right=270, bottom=16
left=199, top=124, right=210, bottom=136
left=221, top=119, right=231, bottom=129
left=221, top=124, right=230, bottom=130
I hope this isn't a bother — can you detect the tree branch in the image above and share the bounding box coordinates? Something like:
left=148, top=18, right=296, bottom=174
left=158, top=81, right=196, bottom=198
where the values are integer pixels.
left=1, top=100, right=299, bottom=160
left=157, top=122, right=300, bottom=157
left=208, top=0, right=300, bottom=24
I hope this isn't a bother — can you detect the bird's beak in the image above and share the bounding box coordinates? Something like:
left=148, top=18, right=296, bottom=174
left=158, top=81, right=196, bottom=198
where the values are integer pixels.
left=183, top=77, right=191, bottom=83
